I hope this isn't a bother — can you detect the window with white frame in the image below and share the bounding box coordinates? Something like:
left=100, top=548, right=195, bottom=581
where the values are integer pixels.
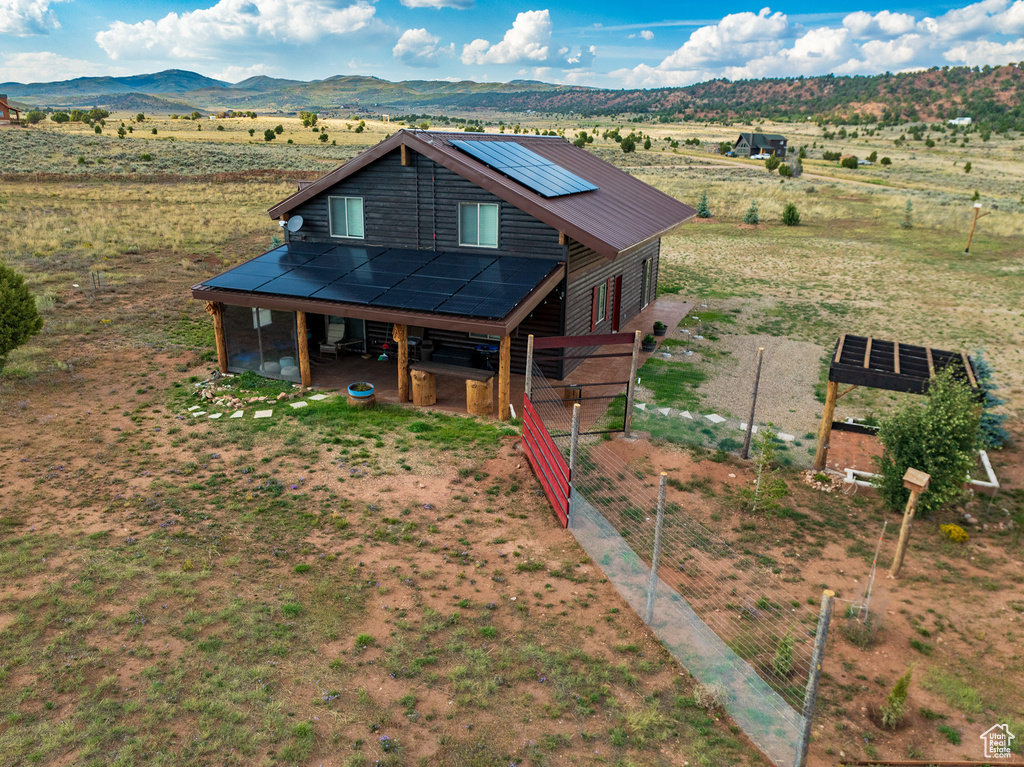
left=459, top=203, right=499, bottom=248
left=328, top=196, right=364, bottom=239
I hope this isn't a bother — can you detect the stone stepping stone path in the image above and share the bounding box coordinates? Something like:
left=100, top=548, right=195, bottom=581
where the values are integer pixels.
left=289, top=401, right=308, bottom=409
left=657, top=407, right=671, bottom=416
left=705, top=413, right=726, bottom=424
left=191, top=411, right=206, bottom=417
left=632, top=401, right=804, bottom=449
left=208, top=413, right=222, bottom=419
left=254, top=410, right=274, bottom=419
left=184, top=392, right=340, bottom=422
left=230, top=411, right=244, bottom=418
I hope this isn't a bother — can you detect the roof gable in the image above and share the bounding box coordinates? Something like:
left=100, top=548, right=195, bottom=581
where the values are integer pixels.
left=269, top=130, right=694, bottom=259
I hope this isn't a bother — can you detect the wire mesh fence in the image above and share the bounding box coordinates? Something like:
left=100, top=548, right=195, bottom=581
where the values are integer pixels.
left=529, top=360, right=828, bottom=767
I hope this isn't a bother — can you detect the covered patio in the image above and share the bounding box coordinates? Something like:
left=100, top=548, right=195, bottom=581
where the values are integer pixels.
left=192, top=242, right=566, bottom=421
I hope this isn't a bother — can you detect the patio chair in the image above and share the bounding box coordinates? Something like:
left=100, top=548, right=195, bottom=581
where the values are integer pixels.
left=320, top=319, right=363, bottom=359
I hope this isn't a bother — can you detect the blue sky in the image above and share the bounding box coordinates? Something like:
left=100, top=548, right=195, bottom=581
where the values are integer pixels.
left=2, top=0, right=1023, bottom=88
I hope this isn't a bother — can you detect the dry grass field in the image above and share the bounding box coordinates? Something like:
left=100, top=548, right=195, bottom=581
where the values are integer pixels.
left=1, top=115, right=1022, bottom=767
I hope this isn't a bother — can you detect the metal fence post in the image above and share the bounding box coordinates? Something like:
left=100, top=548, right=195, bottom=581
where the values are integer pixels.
left=794, top=589, right=835, bottom=767
left=741, top=347, right=765, bottom=459
left=525, top=334, right=534, bottom=401
left=567, top=403, right=582, bottom=529
left=644, top=472, right=668, bottom=624
left=624, top=330, right=641, bottom=437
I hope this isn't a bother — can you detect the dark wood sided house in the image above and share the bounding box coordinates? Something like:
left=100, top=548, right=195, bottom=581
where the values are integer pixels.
left=191, top=130, right=695, bottom=419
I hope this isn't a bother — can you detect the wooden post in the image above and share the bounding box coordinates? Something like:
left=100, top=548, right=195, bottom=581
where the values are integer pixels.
left=964, top=202, right=989, bottom=253
left=645, top=472, right=668, bottom=624
left=524, top=334, right=534, bottom=400
left=812, top=380, right=839, bottom=471
left=794, top=590, right=835, bottom=767
left=624, top=330, right=641, bottom=437
left=205, top=301, right=228, bottom=374
left=741, top=347, right=765, bottom=459
left=888, top=468, right=931, bottom=578
left=393, top=323, right=409, bottom=402
left=498, top=334, right=511, bottom=421
left=296, top=310, right=311, bottom=388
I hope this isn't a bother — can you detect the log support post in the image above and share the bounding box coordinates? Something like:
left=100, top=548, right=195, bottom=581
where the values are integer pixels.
left=393, top=323, right=409, bottom=402
left=205, top=301, right=228, bottom=375
left=498, top=334, right=511, bottom=421
left=812, top=380, right=839, bottom=471
left=624, top=330, right=641, bottom=437
left=296, top=310, right=311, bottom=388
left=524, top=334, right=534, bottom=400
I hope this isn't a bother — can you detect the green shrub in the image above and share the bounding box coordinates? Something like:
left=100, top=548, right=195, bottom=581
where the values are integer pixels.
left=696, top=191, right=711, bottom=218
left=765, top=155, right=781, bottom=173
left=972, top=349, right=1008, bottom=448
left=875, top=369, right=980, bottom=515
left=773, top=633, right=794, bottom=677
left=274, top=124, right=284, bottom=135
left=264, top=128, right=276, bottom=142
left=964, top=161, right=972, bottom=173
left=880, top=156, right=892, bottom=165
left=778, top=163, right=793, bottom=177
left=743, top=200, right=759, bottom=225
left=881, top=667, right=913, bottom=729
left=900, top=198, right=913, bottom=228
left=781, top=203, right=800, bottom=226
left=50, top=111, right=70, bottom=123
left=840, top=155, right=859, bottom=169
left=25, top=110, right=46, bottom=124
left=0, top=264, right=45, bottom=373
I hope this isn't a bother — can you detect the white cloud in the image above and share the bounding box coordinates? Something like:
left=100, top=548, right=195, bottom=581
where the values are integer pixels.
left=0, top=0, right=63, bottom=35
left=400, top=0, right=473, bottom=8
left=213, top=63, right=276, bottom=82
left=660, top=8, right=789, bottom=70
left=95, top=0, right=377, bottom=61
left=640, top=29, right=654, bottom=40
left=843, top=10, right=916, bottom=37
left=944, top=37, right=1024, bottom=64
left=612, top=0, right=1024, bottom=87
left=393, top=27, right=454, bottom=67
left=0, top=51, right=120, bottom=82
left=461, top=9, right=551, bottom=64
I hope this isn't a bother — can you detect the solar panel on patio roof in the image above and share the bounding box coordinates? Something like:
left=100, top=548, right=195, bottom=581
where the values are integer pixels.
left=252, top=275, right=329, bottom=298
left=377, top=289, right=445, bottom=312
left=310, top=283, right=386, bottom=303
left=451, top=140, right=598, bottom=198
left=204, top=272, right=276, bottom=291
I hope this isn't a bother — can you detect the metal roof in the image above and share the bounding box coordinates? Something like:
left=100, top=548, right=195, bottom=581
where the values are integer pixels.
left=269, top=130, right=695, bottom=260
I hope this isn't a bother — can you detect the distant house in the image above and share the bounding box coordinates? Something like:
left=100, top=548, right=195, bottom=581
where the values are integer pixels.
left=191, top=129, right=695, bottom=418
left=733, top=132, right=787, bottom=159
left=948, top=117, right=972, bottom=126
left=0, top=95, right=21, bottom=126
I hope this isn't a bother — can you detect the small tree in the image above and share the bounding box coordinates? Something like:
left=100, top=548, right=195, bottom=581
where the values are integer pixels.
left=0, top=264, right=44, bottom=373
left=765, top=155, right=781, bottom=173
left=248, top=128, right=255, bottom=137
left=25, top=110, right=46, bottom=124
left=781, top=203, right=800, bottom=226
left=743, top=200, right=760, bottom=225
left=274, top=124, right=284, bottom=135
left=718, top=141, right=731, bottom=154
left=880, top=156, right=892, bottom=165
left=136, top=113, right=145, bottom=122
left=773, top=633, right=795, bottom=677
left=621, top=135, right=636, bottom=153
left=741, top=424, right=788, bottom=513
left=867, top=150, right=878, bottom=162
left=94, top=124, right=102, bottom=134
left=264, top=129, right=276, bottom=142
left=117, top=126, right=126, bottom=139
left=318, top=132, right=329, bottom=143
left=875, top=369, right=981, bottom=515
left=696, top=191, right=711, bottom=219
left=790, top=158, right=803, bottom=178
left=840, top=155, right=859, bottom=169
left=964, top=161, right=972, bottom=173
left=972, top=349, right=1008, bottom=449
left=900, top=198, right=913, bottom=229
left=798, top=146, right=807, bottom=159
left=50, top=111, right=70, bottom=123
left=778, top=163, right=793, bottom=177
left=881, top=666, right=913, bottom=729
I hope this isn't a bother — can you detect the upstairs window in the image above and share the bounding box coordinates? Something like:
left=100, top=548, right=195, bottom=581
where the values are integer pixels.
left=459, top=203, right=499, bottom=248
left=328, top=196, right=364, bottom=239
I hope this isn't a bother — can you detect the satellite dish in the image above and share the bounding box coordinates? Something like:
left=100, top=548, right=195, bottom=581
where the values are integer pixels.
left=286, top=215, right=304, bottom=233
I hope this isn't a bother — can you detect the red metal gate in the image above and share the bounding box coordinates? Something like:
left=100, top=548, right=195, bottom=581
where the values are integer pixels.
left=522, top=395, right=570, bottom=527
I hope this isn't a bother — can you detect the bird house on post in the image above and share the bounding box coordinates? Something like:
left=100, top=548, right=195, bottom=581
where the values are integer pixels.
left=889, top=467, right=931, bottom=578
left=903, top=467, right=930, bottom=494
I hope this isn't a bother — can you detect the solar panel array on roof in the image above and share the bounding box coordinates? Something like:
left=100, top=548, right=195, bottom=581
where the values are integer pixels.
left=450, top=139, right=598, bottom=198
left=201, top=242, right=560, bottom=320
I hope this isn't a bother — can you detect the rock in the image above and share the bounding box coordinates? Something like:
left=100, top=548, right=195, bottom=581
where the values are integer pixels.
left=277, top=392, right=287, bottom=400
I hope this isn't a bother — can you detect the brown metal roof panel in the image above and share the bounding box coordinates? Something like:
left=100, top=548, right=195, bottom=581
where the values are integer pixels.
left=270, top=130, right=695, bottom=258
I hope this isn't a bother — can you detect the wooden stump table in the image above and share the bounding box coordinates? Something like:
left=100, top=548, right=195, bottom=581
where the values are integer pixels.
left=411, top=369, right=436, bottom=406
left=466, top=378, right=493, bottom=417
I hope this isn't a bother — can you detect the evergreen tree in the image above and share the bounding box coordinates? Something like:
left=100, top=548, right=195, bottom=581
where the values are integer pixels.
left=0, top=264, right=44, bottom=373
left=696, top=191, right=711, bottom=218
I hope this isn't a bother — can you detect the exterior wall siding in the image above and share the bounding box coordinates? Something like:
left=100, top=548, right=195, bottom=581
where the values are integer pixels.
left=287, top=148, right=564, bottom=261
left=562, top=239, right=659, bottom=375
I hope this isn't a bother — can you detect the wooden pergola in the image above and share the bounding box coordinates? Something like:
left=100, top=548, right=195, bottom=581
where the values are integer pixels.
left=813, top=334, right=981, bottom=470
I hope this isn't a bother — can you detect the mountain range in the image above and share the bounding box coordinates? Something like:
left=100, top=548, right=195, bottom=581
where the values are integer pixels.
left=3, top=65, right=1022, bottom=128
